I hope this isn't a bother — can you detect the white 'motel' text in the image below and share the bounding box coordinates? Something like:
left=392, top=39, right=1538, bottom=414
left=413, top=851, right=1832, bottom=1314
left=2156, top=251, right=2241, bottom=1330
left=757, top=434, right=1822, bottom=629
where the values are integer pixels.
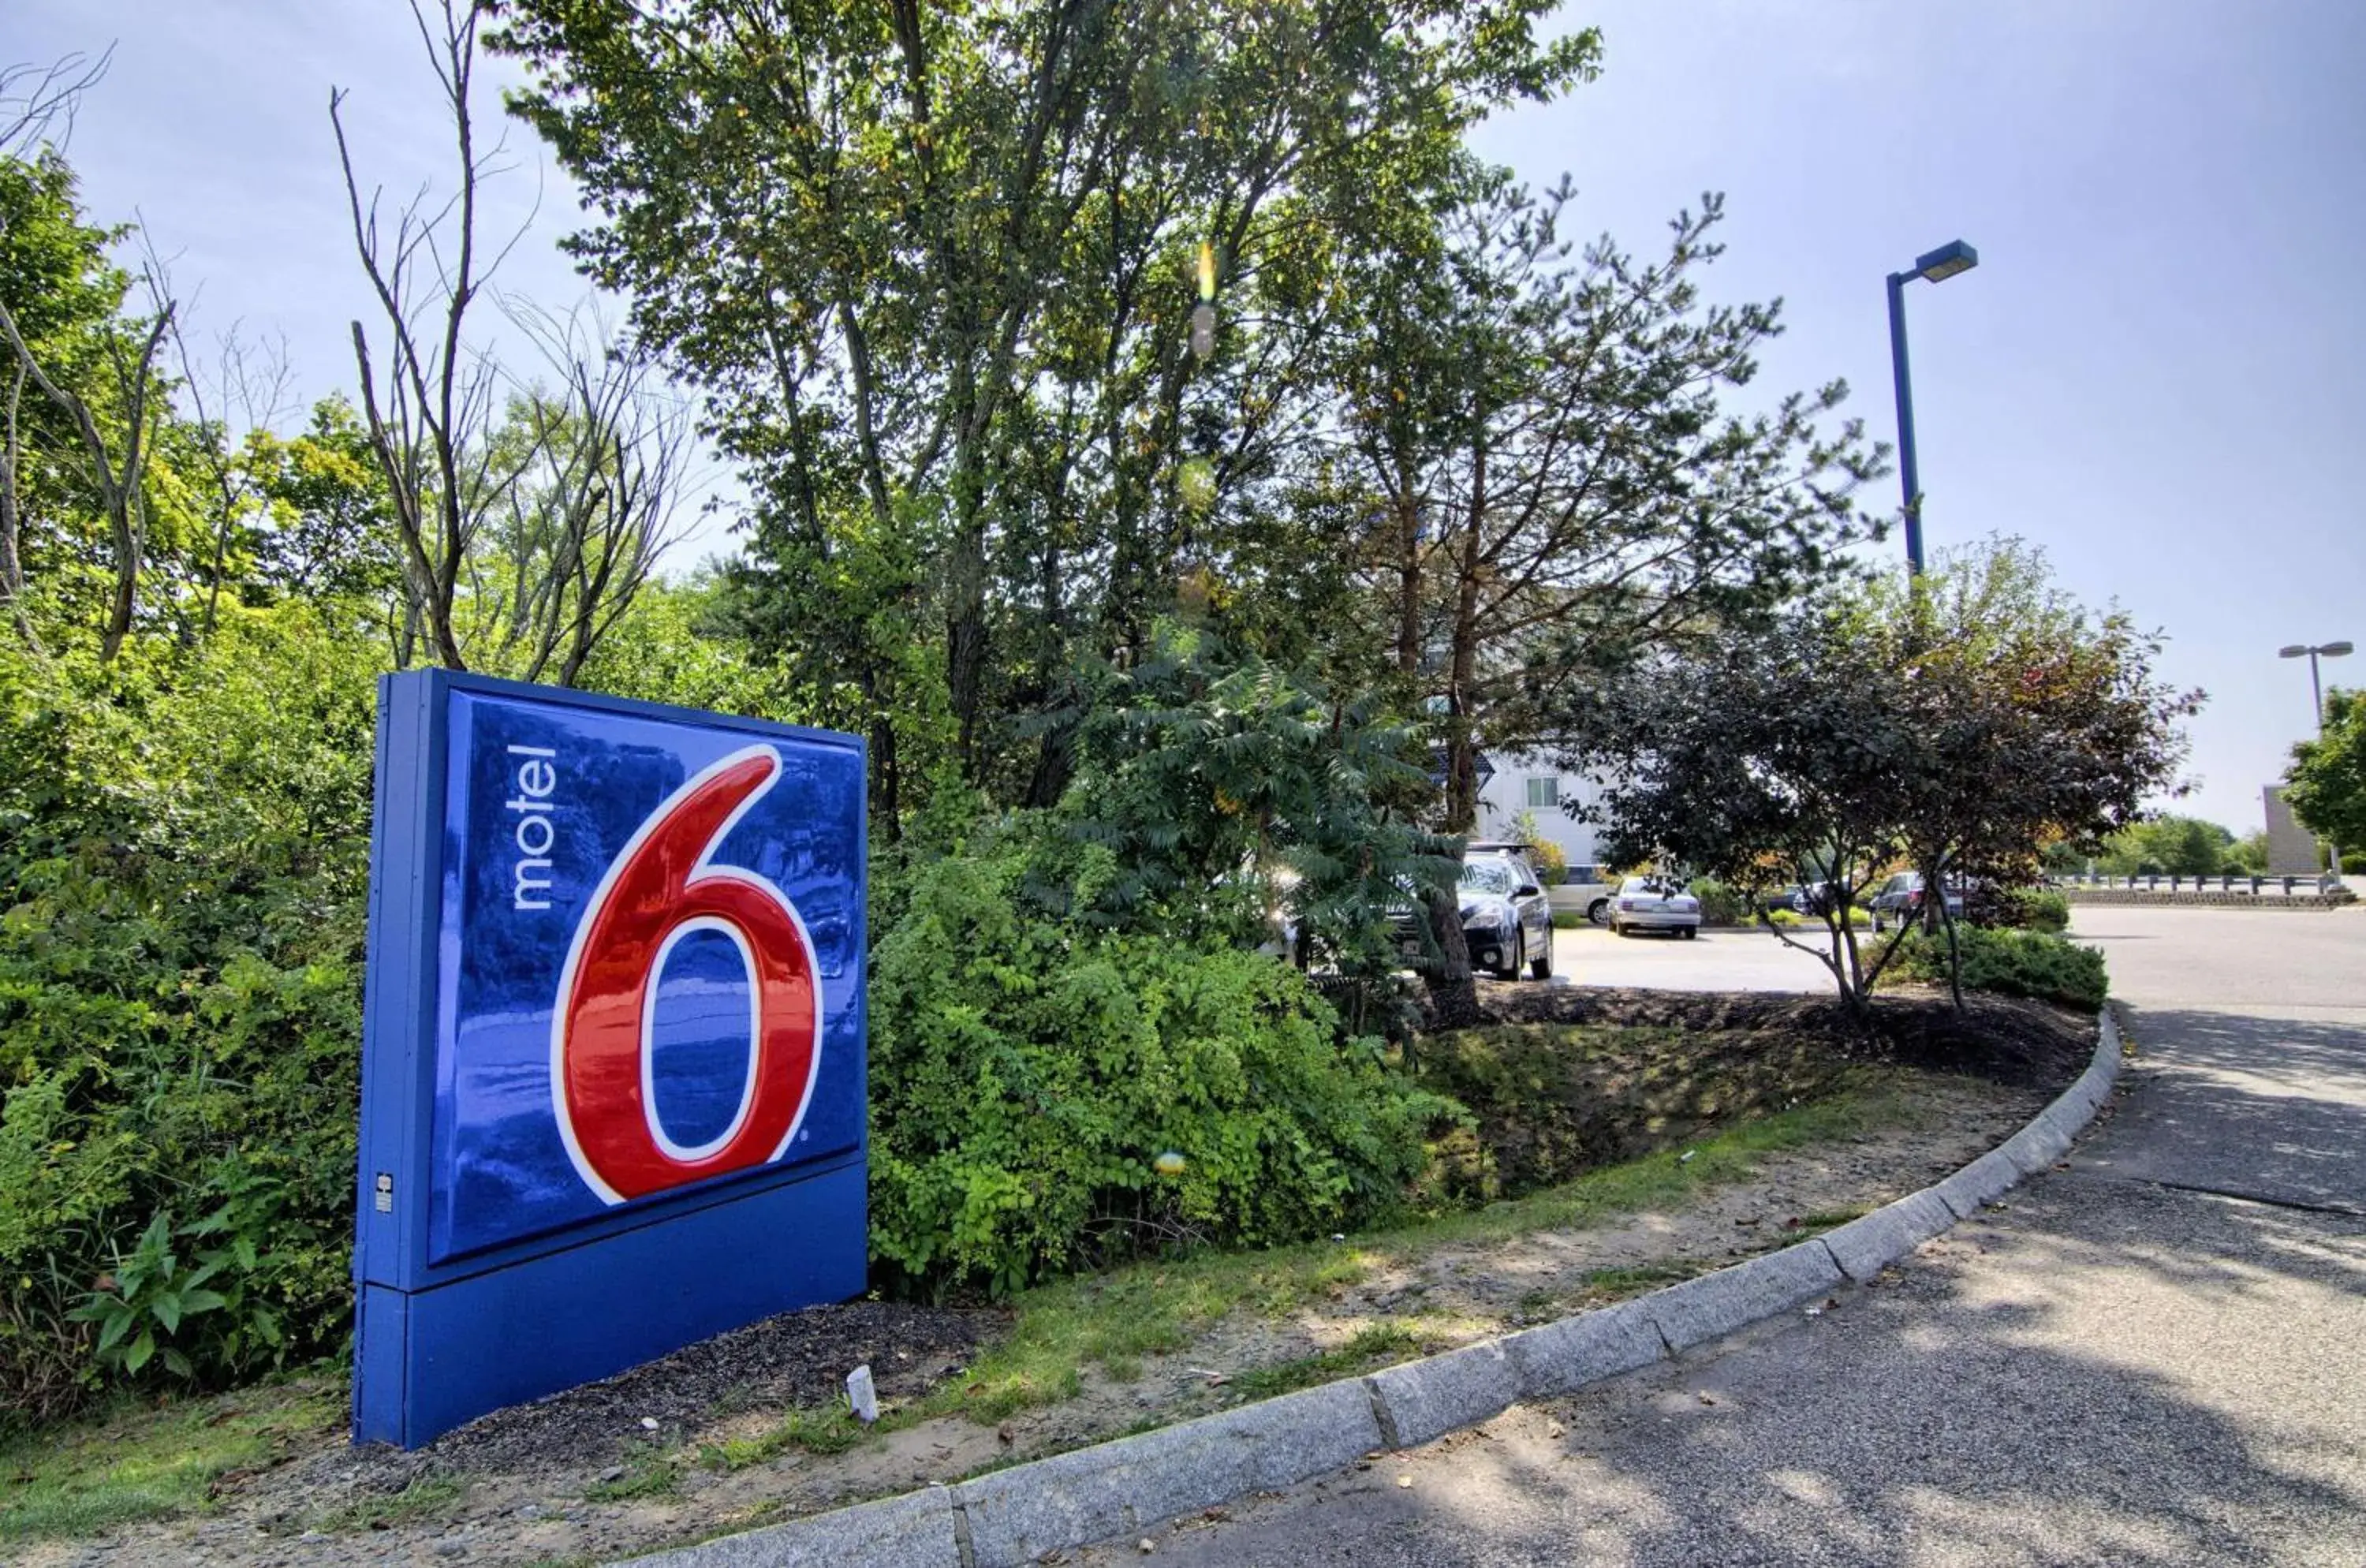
left=508, top=744, right=559, bottom=910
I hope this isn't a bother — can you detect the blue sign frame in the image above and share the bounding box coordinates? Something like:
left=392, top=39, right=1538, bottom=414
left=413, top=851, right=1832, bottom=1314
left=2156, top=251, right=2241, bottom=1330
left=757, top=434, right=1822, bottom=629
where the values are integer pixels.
left=353, top=670, right=868, bottom=1448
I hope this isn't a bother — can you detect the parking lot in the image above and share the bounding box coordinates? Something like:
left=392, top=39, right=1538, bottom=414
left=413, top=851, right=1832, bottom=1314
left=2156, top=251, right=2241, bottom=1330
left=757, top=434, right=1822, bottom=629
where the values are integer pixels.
left=1546, top=921, right=1842, bottom=994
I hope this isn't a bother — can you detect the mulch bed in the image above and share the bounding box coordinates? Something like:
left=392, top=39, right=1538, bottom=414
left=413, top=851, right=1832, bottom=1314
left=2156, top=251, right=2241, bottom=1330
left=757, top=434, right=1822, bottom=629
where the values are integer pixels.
left=319, top=1300, right=1001, bottom=1494
left=1466, top=980, right=2096, bottom=1091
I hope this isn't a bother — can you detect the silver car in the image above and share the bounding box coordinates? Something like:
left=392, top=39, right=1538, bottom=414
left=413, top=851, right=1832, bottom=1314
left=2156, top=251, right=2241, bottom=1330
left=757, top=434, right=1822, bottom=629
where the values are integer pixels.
left=1609, top=875, right=1702, bottom=939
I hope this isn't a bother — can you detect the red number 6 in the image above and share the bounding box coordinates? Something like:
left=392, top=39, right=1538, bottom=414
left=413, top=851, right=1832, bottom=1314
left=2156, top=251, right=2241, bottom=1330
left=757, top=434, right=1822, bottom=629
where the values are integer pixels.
left=551, top=745, right=821, bottom=1204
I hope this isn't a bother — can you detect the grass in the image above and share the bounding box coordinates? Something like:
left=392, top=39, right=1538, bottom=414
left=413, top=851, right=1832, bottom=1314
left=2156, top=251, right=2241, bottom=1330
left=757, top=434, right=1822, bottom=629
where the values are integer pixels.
left=927, top=1066, right=1928, bottom=1424
left=583, top=1437, right=683, bottom=1503
left=0, top=1375, right=341, bottom=1544
left=1, top=1066, right=1939, bottom=1547
left=698, top=1403, right=873, bottom=1473
left=1227, top=1323, right=1432, bottom=1401
left=308, top=1472, right=470, bottom=1532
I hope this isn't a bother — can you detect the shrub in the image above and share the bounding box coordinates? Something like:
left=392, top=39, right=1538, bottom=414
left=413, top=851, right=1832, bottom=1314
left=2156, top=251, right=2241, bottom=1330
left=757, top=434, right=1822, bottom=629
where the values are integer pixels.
left=865, top=830, right=1458, bottom=1298
left=1688, top=879, right=1749, bottom=926
left=1509, top=811, right=1567, bottom=883
left=0, top=610, right=379, bottom=1424
left=1883, top=926, right=2107, bottom=1010
left=1974, top=887, right=2069, bottom=933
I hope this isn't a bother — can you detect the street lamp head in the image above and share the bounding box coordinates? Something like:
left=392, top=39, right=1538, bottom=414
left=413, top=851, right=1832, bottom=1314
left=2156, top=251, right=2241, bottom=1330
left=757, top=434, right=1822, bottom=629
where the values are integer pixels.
left=2324, top=641, right=2356, bottom=658
left=2281, top=644, right=2313, bottom=659
left=1913, top=240, right=1979, bottom=283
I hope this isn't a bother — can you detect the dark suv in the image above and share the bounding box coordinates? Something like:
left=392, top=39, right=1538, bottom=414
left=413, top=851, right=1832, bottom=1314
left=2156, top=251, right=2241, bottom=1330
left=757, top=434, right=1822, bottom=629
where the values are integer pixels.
left=1868, top=872, right=1965, bottom=933
left=1390, top=853, right=1554, bottom=981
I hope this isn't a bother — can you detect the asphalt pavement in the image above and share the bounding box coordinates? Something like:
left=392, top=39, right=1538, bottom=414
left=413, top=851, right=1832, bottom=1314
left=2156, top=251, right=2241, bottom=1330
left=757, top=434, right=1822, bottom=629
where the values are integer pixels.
left=1550, top=922, right=1842, bottom=995
left=1085, top=905, right=2366, bottom=1567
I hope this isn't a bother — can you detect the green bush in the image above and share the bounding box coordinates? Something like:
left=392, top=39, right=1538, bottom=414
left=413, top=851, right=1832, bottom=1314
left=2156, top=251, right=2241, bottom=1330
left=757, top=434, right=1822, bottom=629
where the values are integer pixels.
left=866, top=829, right=1457, bottom=1298
left=1883, top=926, right=2107, bottom=1010
left=1688, top=879, right=1749, bottom=926
left=1979, top=887, right=2069, bottom=933
left=0, top=610, right=379, bottom=1424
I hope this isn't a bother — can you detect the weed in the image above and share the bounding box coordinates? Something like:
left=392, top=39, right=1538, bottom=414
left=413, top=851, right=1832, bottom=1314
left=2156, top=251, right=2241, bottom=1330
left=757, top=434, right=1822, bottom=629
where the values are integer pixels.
left=583, top=1439, right=680, bottom=1503
left=1229, top=1323, right=1429, bottom=1402
left=1792, top=1208, right=1868, bottom=1234
left=698, top=1402, right=883, bottom=1472
left=312, top=1473, right=469, bottom=1533
left=1575, top=1260, right=1711, bottom=1301
left=920, top=1068, right=1934, bottom=1428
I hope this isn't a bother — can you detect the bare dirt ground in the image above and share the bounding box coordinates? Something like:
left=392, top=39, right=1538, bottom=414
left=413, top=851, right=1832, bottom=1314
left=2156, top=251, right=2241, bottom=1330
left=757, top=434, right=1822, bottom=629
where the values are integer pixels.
left=21, top=990, right=2091, bottom=1568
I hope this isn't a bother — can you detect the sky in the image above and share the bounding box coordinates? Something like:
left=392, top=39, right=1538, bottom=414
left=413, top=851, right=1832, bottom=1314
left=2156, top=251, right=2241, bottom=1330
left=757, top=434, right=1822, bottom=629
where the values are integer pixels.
left=13, top=0, right=2366, bottom=834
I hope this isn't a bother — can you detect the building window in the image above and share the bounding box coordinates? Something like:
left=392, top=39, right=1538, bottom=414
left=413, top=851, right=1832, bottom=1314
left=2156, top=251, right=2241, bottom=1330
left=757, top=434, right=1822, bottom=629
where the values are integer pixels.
left=1524, top=775, right=1558, bottom=809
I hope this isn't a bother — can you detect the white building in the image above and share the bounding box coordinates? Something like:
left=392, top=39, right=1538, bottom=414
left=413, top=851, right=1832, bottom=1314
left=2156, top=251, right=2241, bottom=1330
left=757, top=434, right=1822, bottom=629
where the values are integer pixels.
left=1471, top=752, right=1607, bottom=879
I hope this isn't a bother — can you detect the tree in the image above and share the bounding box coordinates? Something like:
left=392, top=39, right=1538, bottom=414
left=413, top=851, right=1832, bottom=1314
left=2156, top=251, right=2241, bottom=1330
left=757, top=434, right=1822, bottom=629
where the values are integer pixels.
left=0, top=49, right=111, bottom=161
left=2285, top=688, right=2366, bottom=856
left=1058, top=622, right=1460, bottom=1034
left=491, top=0, right=1599, bottom=808
left=1323, top=177, right=1885, bottom=833
left=333, top=1, right=686, bottom=682
left=1548, top=605, right=1924, bottom=1014
left=0, top=151, right=176, bottom=659
left=1551, top=539, right=2200, bottom=1014
left=2095, top=815, right=2238, bottom=879
left=1853, top=539, right=2200, bottom=1003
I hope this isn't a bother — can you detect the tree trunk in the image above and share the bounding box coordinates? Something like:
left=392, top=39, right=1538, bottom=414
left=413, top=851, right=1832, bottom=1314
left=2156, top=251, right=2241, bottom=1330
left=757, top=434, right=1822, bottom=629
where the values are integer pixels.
left=1423, top=879, right=1484, bottom=1029
left=1392, top=456, right=1423, bottom=676
left=0, top=359, right=29, bottom=641
left=945, top=437, right=991, bottom=785
left=99, top=516, right=138, bottom=660
left=1441, top=435, right=1487, bottom=830
left=871, top=708, right=901, bottom=845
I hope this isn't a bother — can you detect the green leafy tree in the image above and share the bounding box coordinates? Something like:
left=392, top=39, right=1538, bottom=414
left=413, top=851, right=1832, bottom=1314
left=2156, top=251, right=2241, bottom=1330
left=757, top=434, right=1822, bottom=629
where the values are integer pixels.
left=492, top=0, right=1599, bottom=809
left=1327, top=176, right=1884, bottom=832
left=2285, top=688, right=2366, bottom=857
left=2095, top=815, right=2239, bottom=878
left=1547, top=605, right=1923, bottom=1015
left=0, top=149, right=177, bottom=655
left=1854, top=539, right=2200, bottom=1003
left=1057, top=624, right=1458, bottom=1032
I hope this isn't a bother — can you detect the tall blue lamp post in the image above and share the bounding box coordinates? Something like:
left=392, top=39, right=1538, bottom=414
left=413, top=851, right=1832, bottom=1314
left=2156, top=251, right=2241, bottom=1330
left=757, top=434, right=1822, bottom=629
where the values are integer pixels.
left=1886, top=239, right=1979, bottom=574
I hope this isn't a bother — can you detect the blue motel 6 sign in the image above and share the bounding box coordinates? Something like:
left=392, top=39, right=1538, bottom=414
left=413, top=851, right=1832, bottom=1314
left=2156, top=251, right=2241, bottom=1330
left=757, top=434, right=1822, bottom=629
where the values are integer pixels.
left=353, top=670, right=868, bottom=1447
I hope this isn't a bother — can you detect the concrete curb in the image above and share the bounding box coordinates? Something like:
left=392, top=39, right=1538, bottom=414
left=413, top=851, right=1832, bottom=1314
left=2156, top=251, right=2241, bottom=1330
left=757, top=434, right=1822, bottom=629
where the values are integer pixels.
left=627, top=1010, right=2126, bottom=1568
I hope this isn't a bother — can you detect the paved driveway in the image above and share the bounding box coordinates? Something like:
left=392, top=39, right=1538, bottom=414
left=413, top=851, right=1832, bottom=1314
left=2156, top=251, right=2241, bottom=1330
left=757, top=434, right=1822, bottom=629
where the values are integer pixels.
left=1550, top=922, right=1840, bottom=995
left=1088, top=907, right=2366, bottom=1566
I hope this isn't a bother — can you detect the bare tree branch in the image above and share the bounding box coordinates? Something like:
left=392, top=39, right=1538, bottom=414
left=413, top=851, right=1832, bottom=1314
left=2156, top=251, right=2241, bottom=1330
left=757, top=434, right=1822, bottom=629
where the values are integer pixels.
left=0, top=46, right=114, bottom=159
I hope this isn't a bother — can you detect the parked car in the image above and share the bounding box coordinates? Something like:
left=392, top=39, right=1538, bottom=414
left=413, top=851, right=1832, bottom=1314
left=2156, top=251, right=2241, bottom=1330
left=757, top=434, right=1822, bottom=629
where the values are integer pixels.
left=1609, top=875, right=1701, bottom=939
left=1456, top=856, right=1554, bottom=979
left=1391, top=856, right=1554, bottom=980
left=1543, top=863, right=1621, bottom=927
left=1867, top=872, right=1965, bottom=933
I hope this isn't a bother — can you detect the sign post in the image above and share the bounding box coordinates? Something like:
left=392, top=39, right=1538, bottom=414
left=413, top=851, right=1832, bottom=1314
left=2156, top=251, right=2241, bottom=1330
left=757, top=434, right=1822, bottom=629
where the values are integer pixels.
left=353, top=671, right=868, bottom=1448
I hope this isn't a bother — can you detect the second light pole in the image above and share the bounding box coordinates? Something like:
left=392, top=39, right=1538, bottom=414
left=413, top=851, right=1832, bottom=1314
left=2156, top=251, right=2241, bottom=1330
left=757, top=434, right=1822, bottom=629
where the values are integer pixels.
left=1887, top=238, right=1979, bottom=574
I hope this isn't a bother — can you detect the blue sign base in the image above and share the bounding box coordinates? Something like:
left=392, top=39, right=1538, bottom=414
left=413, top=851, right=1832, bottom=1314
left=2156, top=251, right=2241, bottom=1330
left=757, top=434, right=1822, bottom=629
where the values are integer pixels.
left=355, top=1154, right=865, bottom=1447
left=353, top=670, right=870, bottom=1450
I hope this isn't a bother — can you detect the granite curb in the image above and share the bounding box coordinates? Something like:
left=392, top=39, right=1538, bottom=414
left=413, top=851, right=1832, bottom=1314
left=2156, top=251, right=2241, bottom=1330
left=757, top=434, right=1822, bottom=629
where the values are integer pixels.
left=626, top=1009, right=2125, bottom=1568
